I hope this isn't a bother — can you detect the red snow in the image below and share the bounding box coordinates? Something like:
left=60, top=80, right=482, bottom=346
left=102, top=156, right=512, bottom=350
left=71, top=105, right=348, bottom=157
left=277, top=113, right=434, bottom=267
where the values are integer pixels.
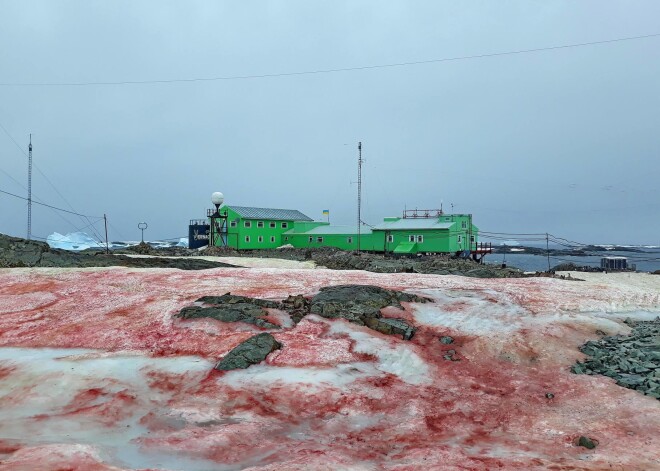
left=0, top=266, right=658, bottom=470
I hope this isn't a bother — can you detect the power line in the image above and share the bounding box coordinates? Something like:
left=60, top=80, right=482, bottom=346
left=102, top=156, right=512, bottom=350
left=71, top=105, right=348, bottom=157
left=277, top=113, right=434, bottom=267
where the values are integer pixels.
left=0, top=188, right=102, bottom=219
left=0, top=120, right=107, bottom=242
left=1, top=33, right=659, bottom=87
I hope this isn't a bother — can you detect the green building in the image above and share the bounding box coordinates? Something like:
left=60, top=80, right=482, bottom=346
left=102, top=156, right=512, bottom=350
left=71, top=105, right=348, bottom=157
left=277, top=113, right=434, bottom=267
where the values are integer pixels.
left=371, top=214, right=478, bottom=254
left=282, top=222, right=378, bottom=251
left=209, top=204, right=481, bottom=256
left=214, top=206, right=313, bottom=250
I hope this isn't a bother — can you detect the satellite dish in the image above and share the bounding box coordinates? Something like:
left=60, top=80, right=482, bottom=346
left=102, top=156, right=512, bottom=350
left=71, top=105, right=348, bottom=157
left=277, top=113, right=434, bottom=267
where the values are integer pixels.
left=211, top=192, right=224, bottom=206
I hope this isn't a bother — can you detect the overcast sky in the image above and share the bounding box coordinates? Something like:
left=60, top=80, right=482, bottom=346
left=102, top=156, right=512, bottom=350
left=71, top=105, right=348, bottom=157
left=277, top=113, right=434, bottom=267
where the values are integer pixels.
left=1, top=1, right=659, bottom=245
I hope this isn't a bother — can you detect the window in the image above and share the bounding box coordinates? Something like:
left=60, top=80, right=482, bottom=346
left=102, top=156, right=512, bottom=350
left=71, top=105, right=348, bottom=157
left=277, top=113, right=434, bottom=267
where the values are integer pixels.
left=387, top=235, right=394, bottom=243
left=270, top=236, right=275, bottom=243
left=470, top=235, right=475, bottom=243
left=245, top=236, right=250, bottom=243
left=257, top=221, right=264, bottom=228
left=281, top=222, right=288, bottom=229
left=258, top=236, right=263, bottom=243
left=417, top=235, right=423, bottom=243
left=285, top=236, right=289, bottom=241
left=409, top=235, right=415, bottom=243
left=457, top=235, right=463, bottom=244
left=347, top=237, right=353, bottom=244
left=317, top=237, right=324, bottom=243
left=244, top=221, right=251, bottom=228
left=461, top=221, right=467, bottom=229
left=230, top=220, right=237, bottom=228
left=309, top=236, right=313, bottom=243
left=269, top=222, right=276, bottom=228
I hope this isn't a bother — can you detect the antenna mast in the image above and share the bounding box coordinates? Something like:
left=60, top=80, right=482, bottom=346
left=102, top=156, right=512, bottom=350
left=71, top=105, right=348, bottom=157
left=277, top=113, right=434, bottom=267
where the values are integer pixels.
left=27, top=134, right=32, bottom=240
left=357, top=141, right=362, bottom=252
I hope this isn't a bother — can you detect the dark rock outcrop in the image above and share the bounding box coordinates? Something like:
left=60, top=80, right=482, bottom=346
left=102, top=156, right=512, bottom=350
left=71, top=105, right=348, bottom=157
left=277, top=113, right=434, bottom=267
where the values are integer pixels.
left=280, top=294, right=310, bottom=324
left=176, top=293, right=280, bottom=329
left=197, top=294, right=279, bottom=309
left=571, top=317, right=660, bottom=400
left=0, top=233, right=237, bottom=270
left=197, top=245, right=525, bottom=278
left=215, top=333, right=282, bottom=370
left=308, top=285, right=425, bottom=339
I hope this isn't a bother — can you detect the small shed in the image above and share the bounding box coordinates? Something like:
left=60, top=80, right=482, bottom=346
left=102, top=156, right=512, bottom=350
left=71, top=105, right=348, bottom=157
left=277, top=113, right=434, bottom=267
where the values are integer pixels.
left=600, top=256, right=628, bottom=271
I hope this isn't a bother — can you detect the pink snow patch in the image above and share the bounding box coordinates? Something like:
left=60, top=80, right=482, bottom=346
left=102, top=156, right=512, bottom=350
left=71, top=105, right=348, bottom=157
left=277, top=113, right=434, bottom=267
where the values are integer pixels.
left=0, top=266, right=658, bottom=470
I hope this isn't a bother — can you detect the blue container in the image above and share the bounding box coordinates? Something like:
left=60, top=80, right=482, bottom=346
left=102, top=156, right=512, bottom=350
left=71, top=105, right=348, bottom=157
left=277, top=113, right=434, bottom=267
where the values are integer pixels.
left=188, top=220, right=210, bottom=249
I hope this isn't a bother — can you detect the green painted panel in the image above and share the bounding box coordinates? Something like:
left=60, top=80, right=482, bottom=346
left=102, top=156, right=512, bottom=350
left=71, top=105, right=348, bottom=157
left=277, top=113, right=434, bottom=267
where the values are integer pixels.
left=393, top=242, right=418, bottom=254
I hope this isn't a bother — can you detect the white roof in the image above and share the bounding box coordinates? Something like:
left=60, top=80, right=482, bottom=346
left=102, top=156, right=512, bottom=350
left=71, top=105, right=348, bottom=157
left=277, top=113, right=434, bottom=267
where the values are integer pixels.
left=372, top=219, right=455, bottom=231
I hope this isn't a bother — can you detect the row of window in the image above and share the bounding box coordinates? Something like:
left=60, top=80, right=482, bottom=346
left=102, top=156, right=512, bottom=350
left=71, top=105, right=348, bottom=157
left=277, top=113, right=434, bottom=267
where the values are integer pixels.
left=232, top=220, right=289, bottom=229
left=307, top=236, right=355, bottom=244
left=384, top=234, right=474, bottom=244
left=244, top=236, right=277, bottom=243
left=244, top=233, right=474, bottom=245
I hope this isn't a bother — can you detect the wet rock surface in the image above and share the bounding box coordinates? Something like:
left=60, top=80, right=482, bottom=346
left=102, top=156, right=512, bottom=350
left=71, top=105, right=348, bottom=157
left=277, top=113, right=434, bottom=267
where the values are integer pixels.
left=572, top=317, right=660, bottom=399
left=215, top=333, right=282, bottom=370
left=0, top=233, right=237, bottom=270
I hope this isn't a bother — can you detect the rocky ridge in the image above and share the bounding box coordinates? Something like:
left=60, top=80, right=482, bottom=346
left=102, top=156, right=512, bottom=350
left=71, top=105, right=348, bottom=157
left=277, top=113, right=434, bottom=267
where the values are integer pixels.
left=572, top=317, right=660, bottom=399
left=0, top=233, right=237, bottom=270
left=177, top=285, right=428, bottom=370
left=202, top=245, right=525, bottom=278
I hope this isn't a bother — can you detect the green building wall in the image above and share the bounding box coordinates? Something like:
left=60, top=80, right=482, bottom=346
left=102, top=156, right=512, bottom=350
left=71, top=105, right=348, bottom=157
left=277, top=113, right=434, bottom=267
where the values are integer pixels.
left=284, top=222, right=378, bottom=251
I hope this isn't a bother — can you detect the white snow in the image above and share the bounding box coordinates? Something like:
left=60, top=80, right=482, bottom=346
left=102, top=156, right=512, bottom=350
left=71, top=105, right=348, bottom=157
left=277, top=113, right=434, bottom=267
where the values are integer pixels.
left=221, top=362, right=380, bottom=390
left=0, top=348, right=217, bottom=470
left=327, top=319, right=432, bottom=385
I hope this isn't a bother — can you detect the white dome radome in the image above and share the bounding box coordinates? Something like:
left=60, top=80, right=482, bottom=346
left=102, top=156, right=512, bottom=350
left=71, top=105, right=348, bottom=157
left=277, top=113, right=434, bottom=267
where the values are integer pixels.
left=211, top=192, right=224, bottom=206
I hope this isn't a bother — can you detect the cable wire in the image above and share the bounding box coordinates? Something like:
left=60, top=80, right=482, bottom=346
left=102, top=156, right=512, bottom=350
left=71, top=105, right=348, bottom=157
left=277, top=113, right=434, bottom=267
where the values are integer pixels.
left=1, top=33, right=659, bottom=87
left=0, top=188, right=102, bottom=219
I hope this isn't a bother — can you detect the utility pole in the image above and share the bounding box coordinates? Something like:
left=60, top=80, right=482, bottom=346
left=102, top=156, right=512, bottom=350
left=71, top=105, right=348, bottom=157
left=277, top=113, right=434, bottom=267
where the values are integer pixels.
left=546, top=233, right=551, bottom=272
left=104, top=214, right=109, bottom=254
left=27, top=134, right=32, bottom=240
left=357, top=141, right=363, bottom=252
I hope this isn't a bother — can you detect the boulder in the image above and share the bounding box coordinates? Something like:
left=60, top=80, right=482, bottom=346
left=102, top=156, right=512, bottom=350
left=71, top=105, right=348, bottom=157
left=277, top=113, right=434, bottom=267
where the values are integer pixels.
left=215, top=333, right=282, bottom=370
left=364, top=317, right=416, bottom=340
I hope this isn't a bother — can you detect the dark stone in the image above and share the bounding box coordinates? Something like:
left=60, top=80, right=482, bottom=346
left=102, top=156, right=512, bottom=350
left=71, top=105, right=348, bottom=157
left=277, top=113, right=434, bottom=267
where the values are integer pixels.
left=308, top=285, right=427, bottom=339
left=440, top=336, right=454, bottom=345
left=215, top=333, right=282, bottom=371
left=545, top=392, right=555, bottom=399
left=177, top=305, right=279, bottom=329
left=577, top=436, right=597, bottom=449
left=197, top=293, right=280, bottom=309
left=364, top=317, right=416, bottom=340
left=280, top=294, right=311, bottom=324
left=176, top=293, right=280, bottom=329
left=310, top=285, right=428, bottom=325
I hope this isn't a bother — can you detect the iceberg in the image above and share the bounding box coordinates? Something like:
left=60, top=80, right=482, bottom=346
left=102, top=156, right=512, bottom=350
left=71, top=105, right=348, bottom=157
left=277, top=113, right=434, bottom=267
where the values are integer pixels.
left=46, top=232, right=104, bottom=251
